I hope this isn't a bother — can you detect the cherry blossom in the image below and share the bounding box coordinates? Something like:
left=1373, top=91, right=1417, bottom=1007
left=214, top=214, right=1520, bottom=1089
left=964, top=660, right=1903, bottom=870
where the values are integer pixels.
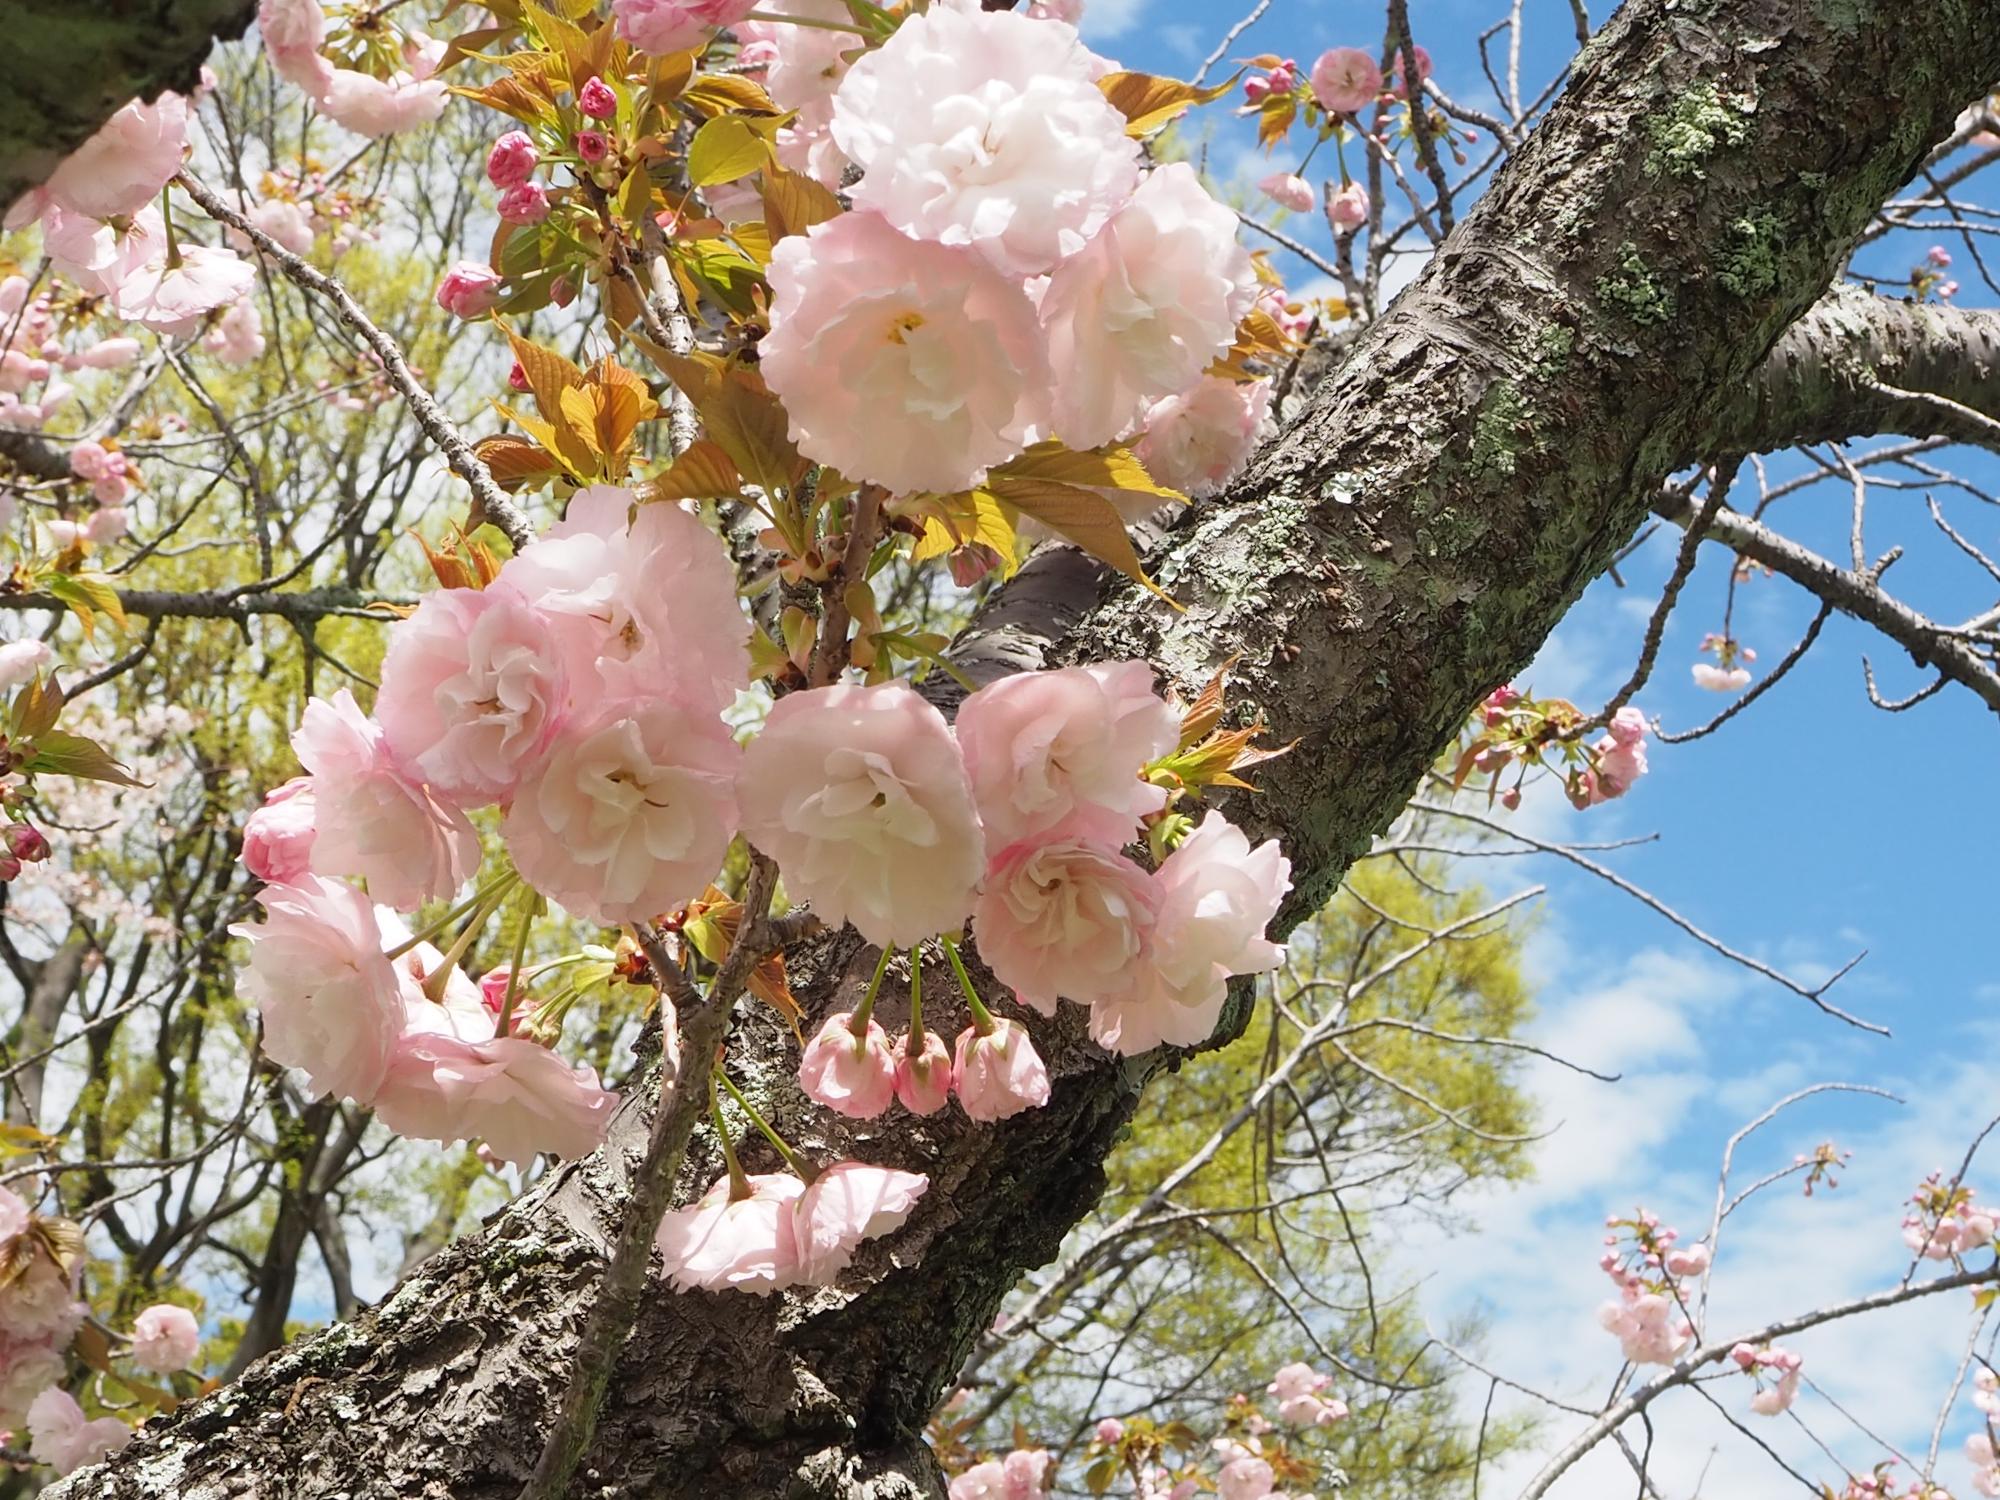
left=761, top=212, right=1048, bottom=496
left=955, top=661, right=1176, bottom=849
left=830, top=0, right=1140, bottom=277
left=893, top=1030, right=953, bottom=1116
left=973, top=838, right=1158, bottom=1016
left=436, top=262, right=503, bottom=320
left=0, top=639, right=53, bottom=690
left=1040, top=164, right=1258, bottom=451
left=486, top=131, right=540, bottom=188
left=502, top=699, right=741, bottom=927
left=1135, top=375, right=1272, bottom=500
left=376, top=581, right=570, bottom=806
left=798, top=1012, right=898, bottom=1119
left=655, top=1171, right=806, bottom=1294
left=291, top=690, right=479, bottom=911
left=114, top=245, right=257, bottom=336
left=1259, top=173, right=1315, bottom=213
left=204, top=299, right=267, bottom=365
left=240, top=776, right=317, bottom=884
left=231, top=876, right=405, bottom=1102
left=736, top=681, right=985, bottom=948
left=612, top=0, right=760, bottom=54
left=1089, top=814, right=1290, bottom=1056
left=952, top=1017, right=1051, bottom=1122
left=1596, top=1290, right=1690, bottom=1366
left=792, top=1162, right=929, bottom=1282
left=735, top=0, right=858, bottom=187
left=1325, top=182, right=1370, bottom=231
left=26, top=1388, right=130, bottom=1477
left=37, top=92, right=191, bottom=222
left=1310, top=48, right=1384, bottom=114
left=128, top=1304, right=201, bottom=1375
left=371, top=1031, right=617, bottom=1168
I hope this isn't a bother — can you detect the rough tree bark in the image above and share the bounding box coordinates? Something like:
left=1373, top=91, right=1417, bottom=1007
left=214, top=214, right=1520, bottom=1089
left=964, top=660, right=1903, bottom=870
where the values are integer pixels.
left=36, top=0, right=2000, bottom=1495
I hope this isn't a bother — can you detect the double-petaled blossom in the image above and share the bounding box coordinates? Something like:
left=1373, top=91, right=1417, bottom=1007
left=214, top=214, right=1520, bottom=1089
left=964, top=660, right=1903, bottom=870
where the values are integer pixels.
left=497, top=183, right=551, bottom=225
left=371, top=1030, right=617, bottom=1168
left=792, top=1162, right=929, bottom=1282
left=291, top=689, right=479, bottom=910
left=486, top=131, right=539, bottom=188
left=502, top=699, right=741, bottom=927
left=1088, top=814, right=1290, bottom=1055
left=319, top=65, right=448, bottom=137
left=577, top=77, right=618, bottom=120
left=1326, top=180, right=1370, bottom=231
left=1040, top=164, right=1258, bottom=451
left=232, top=876, right=405, bottom=1101
left=26, top=1389, right=129, bottom=1477
left=1597, top=1290, right=1690, bottom=1366
left=1748, top=1348, right=1804, bottom=1415
left=233, top=197, right=317, bottom=256
left=37, top=93, right=191, bottom=222
left=893, top=1030, right=953, bottom=1115
left=973, top=838, right=1158, bottom=1016
left=0, top=1338, right=65, bottom=1424
left=259, top=0, right=335, bottom=96
left=376, top=581, right=570, bottom=806
left=830, top=0, right=1140, bottom=277
left=1268, top=1361, right=1348, bottom=1426
left=737, top=681, right=985, bottom=948
left=1692, top=662, right=1751, bottom=692
left=1310, top=47, right=1383, bottom=113
left=656, top=1172, right=806, bottom=1294
left=128, top=1305, right=201, bottom=1375
left=1134, top=375, right=1272, bottom=500
left=39, top=205, right=166, bottom=301
left=1970, top=1434, right=2000, bottom=1499
left=1258, top=172, right=1315, bottom=212
left=0, top=1253, right=84, bottom=1347
left=1587, top=705, right=1650, bottom=803
left=612, top=0, right=761, bottom=54
left=797, top=1012, right=898, bottom=1119
left=735, top=0, right=856, bottom=187
left=952, top=1018, right=1050, bottom=1122
left=761, top=213, right=1048, bottom=496
left=240, top=776, right=317, bottom=884
left=436, top=261, right=503, bottom=320
left=204, top=299, right=267, bottom=366
left=0, top=639, right=53, bottom=690
left=955, top=662, right=1177, bottom=849
left=114, top=246, right=257, bottom=337
left=499, top=486, right=749, bottom=713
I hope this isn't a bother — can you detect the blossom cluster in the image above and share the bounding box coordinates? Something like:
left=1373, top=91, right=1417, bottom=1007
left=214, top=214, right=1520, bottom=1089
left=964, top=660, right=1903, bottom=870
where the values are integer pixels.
left=259, top=0, right=449, bottom=138
left=1459, top=686, right=1653, bottom=811
left=1903, top=1171, right=1997, bottom=1262
left=1693, top=632, right=1756, bottom=693
left=1595, top=1208, right=1706, bottom=1368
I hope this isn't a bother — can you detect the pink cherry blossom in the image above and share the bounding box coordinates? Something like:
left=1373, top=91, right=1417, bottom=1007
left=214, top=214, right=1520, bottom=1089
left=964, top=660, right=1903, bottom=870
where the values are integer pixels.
left=612, top=0, right=760, bottom=53
left=231, top=875, right=405, bottom=1101
left=0, top=1340, right=64, bottom=1422
left=1040, top=163, right=1258, bottom=451
left=1090, top=814, right=1289, bottom=1055
left=1692, top=662, right=1752, bottom=692
left=1135, top=374, right=1272, bottom=499
left=973, top=837, right=1158, bottom=1016
left=0, top=640, right=52, bottom=690
left=502, top=698, right=741, bottom=927
left=655, top=1171, right=805, bottom=1294
left=1217, top=1452, right=1276, bottom=1500
left=128, top=1304, right=200, bottom=1374
left=319, top=68, right=448, bottom=137
left=798, top=1012, right=898, bottom=1119
left=1663, top=1241, right=1710, bottom=1277
left=737, top=681, right=985, bottom=948
left=435, top=261, right=503, bottom=320
left=1310, top=47, right=1384, bottom=113
left=26, top=1388, right=130, bottom=1477
left=831, top=0, right=1141, bottom=277
left=83, top=505, right=129, bottom=544
left=233, top=197, right=317, bottom=256
left=1596, top=1290, right=1690, bottom=1366
left=578, top=77, right=618, bottom=119
left=894, top=1030, right=953, bottom=1115
left=0, top=1188, right=27, bottom=1247
left=204, top=299, right=266, bottom=366
left=950, top=1449, right=1052, bottom=1500
left=1094, top=1418, right=1124, bottom=1444
left=376, top=581, right=569, bottom=806
left=956, top=662, right=1177, bottom=849
left=1326, top=181, right=1370, bottom=231
left=497, top=183, right=551, bottom=225
left=291, top=689, right=480, bottom=911
left=371, top=1031, right=617, bottom=1168
left=576, top=129, right=610, bottom=163
left=241, top=776, right=317, bottom=884
left=486, top=131, right=540, bottom=188
left=736, top=0, right=857, bottom=187
left=0, top=1255, right=83, bottom=1344
left=1259, top=173, right=1315, bottom=212
left=952, top=1018, right=1050, bottom=1122
left=40, top=205, right=167, bottom=300
left=259, top=0, right=335, bottom=96
left=1391, top=44, right=1432, bottom=100
left=498, top=485, right=748, bottom=712
left=761, top=213, right=1048, bottom=496
left=1750, top=1364, right=1802, bottom=1416
left=71, top=338, right=141, bottom=370
left=792, top=1161, right=929, bottom=1283
left=42, top=93, right=190, bottom=221
left=114, top=246, right=257, bottom=337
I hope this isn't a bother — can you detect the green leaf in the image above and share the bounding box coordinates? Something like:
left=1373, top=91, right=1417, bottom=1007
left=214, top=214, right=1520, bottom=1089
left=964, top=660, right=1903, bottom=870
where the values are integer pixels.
left=45, top=573, right=128, bottom=638
left=687, top=116, right=771, bottom=188
left=8, top=674, right=64, bottom=739
left=24, top=730, right=145, bottom=788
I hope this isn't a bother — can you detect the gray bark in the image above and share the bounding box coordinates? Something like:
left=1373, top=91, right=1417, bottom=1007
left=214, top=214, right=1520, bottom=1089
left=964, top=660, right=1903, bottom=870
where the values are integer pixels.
left=35, top=0, right=2000, bottom=1495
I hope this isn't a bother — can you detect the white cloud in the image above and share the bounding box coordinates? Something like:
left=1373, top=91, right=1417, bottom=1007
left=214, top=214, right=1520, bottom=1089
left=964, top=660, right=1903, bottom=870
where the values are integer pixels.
left=1080, top=0, right=1148, bottom=41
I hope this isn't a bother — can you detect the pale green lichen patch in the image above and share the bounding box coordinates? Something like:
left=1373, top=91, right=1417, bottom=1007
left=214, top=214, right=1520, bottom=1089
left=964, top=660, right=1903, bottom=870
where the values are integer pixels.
left=1645, top=82, right=1754, bottom=179
left=1596, top=244, right=1677, bottom=326
left=1717, top=209, right=1786, bottom=298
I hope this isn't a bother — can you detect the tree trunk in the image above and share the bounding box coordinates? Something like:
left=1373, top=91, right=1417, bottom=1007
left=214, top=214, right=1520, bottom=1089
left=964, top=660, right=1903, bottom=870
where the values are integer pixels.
left=45, top=0, right=2000, bottom=1495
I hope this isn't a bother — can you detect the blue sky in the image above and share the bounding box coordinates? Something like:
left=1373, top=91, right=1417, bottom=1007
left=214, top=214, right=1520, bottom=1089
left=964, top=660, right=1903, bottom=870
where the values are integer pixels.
left=1085, top=1, right=2000, bottom=1493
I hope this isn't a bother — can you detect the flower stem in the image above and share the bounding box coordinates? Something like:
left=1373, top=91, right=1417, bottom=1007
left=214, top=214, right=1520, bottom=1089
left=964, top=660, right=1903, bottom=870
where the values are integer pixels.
left=743, top=8, right=869, bottom=35
left=940, top=935, right=995, bottom=1035
left=905, top=945, right=925, bottom=1046
left=716, top=1070, right=816, bottom=1183
left=849, top=943, right=894, bottom=1038
left=495, top=890, right=536, bottom=1038
left=384, top=871, right=518, bottom=961
left=710, top=1080, right=752, bottom=1201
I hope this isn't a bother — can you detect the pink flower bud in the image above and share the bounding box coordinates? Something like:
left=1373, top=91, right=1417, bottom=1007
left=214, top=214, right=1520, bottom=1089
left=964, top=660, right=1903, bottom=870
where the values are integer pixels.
left=3, top=824, right=49, bottom=862
left=575, top=130, right=610, bottom=163
left=486, top=131, right=540, bottom=189
left=1326, top=181, right=1370, bottom=231
left=799, top=1012, right=897, bottom=1119
left=84, top=505, right=128, bottom=544
left=893, top=1030, right=953, bottom=1116
left=1929, top=245, right=1953, bottom=268
left=952, top=1018, right=1050, bottom=1122
left=1258, top=172, right=1315, bottom=213
left=1730, top=1343, right=1758, bottom=1370
left=1095, top=1418, right=1124, bottom=1444
left=497, top=182, right=551, bottom=225
left=435, top=261, right=504, bottom=320
left=578, top=77, right=618, bottom=120
left=508, top=360, right=530, bottom=392
left=0, top=854, right=19, bottom=882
